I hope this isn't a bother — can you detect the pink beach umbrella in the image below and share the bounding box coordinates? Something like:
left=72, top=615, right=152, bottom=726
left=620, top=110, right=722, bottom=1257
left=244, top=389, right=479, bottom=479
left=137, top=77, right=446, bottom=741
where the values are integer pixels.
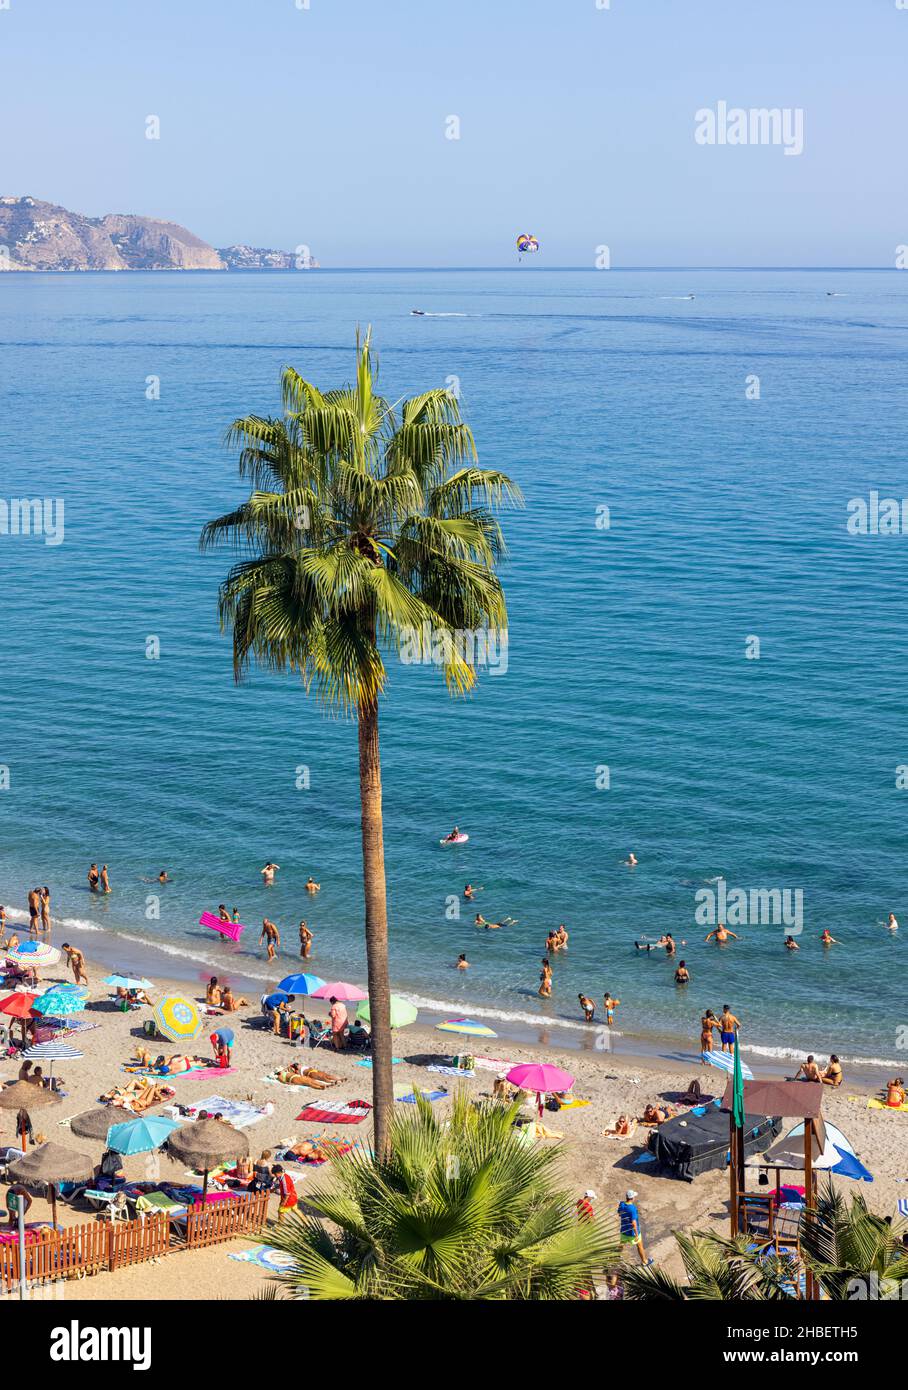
left=310, top=981, right=368, bottom=1002
left=506, top=1063, right=575, bottom=1118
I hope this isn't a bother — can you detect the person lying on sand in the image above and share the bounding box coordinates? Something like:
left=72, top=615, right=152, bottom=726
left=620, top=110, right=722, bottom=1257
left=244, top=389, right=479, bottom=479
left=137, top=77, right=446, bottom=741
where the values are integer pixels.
left=276, top=1063, right=340, bottom=1089
left=603, top=1114, right=637, bottom=1138
left=640, top=1104, right=672, bottom=1126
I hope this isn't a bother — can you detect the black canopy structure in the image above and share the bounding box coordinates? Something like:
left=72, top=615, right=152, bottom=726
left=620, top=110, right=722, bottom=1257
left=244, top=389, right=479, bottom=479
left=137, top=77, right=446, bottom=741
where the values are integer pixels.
left=647, top=1105, right=781, bottom=1182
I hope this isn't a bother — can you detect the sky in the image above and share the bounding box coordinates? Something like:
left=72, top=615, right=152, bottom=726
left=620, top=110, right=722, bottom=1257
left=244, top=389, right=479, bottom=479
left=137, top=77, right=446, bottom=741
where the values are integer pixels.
left=0, top=0, right=904, bottom=266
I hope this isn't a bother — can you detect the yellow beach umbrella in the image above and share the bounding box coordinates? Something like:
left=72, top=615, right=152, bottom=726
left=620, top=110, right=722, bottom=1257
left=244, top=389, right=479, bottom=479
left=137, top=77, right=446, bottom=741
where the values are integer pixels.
left=153, top=994, right=203, bottom=1044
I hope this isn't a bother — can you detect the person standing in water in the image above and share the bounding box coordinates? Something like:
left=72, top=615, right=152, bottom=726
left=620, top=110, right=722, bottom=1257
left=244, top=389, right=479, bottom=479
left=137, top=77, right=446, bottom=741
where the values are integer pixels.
left=700, top=1009, right=719, bottom=1052
left=260, top=919, right=281, bottom=961
left=99, top=865, right=111, bottom=894
left=39, top=887, right=51, bottom=931
left=603, top=991, right=620, bottom=1026
left=87, top=863, right=100, bottom=892
left=260, top=862, right=280, bottom=886
left=578, top=993, right=595, bottom=1022
left=704, top=923, right=739, bottom=944
left=538, top=958, right=552, bottom=998
left=456, top=953, right=469, bottom=970
left=887, top=913, right=899, bottom=931
left=299, top=921, right=313, bottom=960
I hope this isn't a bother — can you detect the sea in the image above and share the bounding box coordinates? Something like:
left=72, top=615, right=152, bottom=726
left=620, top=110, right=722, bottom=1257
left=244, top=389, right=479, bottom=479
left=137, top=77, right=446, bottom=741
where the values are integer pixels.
left=1, top=267, right=906, bottom=1073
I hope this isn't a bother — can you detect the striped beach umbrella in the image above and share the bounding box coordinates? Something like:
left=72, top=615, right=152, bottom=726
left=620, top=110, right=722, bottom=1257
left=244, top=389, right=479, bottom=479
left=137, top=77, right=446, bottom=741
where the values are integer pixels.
left=7, top=942, right=60, bottom=966
left=22, top=1040, right=84, bottom=1079
left=435, top=1018, right=497, bottom=1038
left=153, top=994, right=203, bottom=1043
left=357, top=996, right=418, bottom=1029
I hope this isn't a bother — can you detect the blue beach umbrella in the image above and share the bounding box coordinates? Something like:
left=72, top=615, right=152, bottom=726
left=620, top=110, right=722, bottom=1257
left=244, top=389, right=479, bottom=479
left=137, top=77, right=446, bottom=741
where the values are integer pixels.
left=32, top=988, right=88, bottom=1017
left=277, top=973, right=325, bottom=996
left=103, top=975, right=154, bottom=991
left=106, top=1115, right=181, bottom=1156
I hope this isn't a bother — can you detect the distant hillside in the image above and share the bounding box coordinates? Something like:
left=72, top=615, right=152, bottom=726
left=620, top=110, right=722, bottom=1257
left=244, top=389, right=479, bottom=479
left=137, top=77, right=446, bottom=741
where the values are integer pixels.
left=0, top=197, right=312, bottom=271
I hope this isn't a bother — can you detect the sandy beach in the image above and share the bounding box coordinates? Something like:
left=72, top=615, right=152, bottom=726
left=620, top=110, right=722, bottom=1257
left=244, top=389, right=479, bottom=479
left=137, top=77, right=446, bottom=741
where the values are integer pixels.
left=1, top=957, right=903, bottom=1302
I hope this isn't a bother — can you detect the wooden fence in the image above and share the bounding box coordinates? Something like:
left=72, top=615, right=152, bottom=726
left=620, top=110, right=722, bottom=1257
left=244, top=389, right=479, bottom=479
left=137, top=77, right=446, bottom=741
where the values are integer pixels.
left=0, top=1193, right=269, bottom=1289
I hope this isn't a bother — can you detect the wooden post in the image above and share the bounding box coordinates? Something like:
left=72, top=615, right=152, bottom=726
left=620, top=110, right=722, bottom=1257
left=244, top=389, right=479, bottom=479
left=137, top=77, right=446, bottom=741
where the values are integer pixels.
left=729, top=1118, right=739, bottom=1235
left=804, top=1121, right=815, bottom=1301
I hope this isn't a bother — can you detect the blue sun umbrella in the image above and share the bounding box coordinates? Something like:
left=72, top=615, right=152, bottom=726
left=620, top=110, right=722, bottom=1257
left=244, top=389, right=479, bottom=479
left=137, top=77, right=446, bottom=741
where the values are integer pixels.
left=106, top=1114, right=181, bottom=1156
left=31, top=988, right=88, bottom=1017
left=103, top=975, right=154, bottom=991
left=277, top=973, right=325, bottom=995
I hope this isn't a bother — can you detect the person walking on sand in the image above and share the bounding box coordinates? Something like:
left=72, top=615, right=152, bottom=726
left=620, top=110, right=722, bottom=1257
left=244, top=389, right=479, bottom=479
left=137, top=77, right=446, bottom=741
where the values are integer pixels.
left=61, top=943, right=88, bottom=985
left=618, top=1189, right=651, bottom=1265
left=260, top=862, right=280, bottom=886
left=99, top=864, right=111, bottom=894
left=718, top=1004, right=740, bottom=1053
left=87, top=863, right=100, bottom=893
left=298, top=921, right=312, bottom=960
left=260, top=918, right=280, bottom=961
left=39, top=887, right=51, bottom=931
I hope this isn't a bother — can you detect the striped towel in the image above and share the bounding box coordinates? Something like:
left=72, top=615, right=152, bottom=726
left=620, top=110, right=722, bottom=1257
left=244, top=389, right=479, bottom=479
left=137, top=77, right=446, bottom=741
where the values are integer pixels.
left=296, top=1099, right=372, bottom=1124
left=897, top=1199, right=908, bottom=1219
left=427, top=1064, right=475, bottom=1078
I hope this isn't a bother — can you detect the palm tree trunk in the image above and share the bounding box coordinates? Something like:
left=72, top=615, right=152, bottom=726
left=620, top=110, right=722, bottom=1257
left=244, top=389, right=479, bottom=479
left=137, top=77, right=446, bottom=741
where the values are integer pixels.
left=357, top=694, right=393, bottom=1156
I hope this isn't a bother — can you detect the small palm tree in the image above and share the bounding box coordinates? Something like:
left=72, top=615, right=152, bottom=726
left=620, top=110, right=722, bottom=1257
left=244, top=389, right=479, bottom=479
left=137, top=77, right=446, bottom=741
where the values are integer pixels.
left=201, top=332, right=519, bottom=1154
left=622, top=1229, right=797, bottom=1301
left=798, top=1181, right=908, bottom=1299
left=262, top=1091, right=619, bottom=1299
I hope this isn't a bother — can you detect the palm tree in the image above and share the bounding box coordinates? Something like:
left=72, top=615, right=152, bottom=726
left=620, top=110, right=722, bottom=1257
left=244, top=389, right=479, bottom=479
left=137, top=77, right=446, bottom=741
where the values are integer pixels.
left=798, top=1182, right=908, bottom=1300
left=262, top=1091, right=619, bottom=1299
left=200, top=331, right=519, bottom=1154
left=622, top=1229, right=798, bottom=1300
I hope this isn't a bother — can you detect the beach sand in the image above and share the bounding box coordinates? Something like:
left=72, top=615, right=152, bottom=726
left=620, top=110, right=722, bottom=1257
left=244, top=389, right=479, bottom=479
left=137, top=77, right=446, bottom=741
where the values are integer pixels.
left=2, top=960, right=904, bottom=1301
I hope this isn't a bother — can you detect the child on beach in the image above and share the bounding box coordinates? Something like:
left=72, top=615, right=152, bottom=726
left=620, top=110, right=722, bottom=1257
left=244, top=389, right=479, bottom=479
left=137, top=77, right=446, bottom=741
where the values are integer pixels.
left=603, top=992, right=619, bottom=1026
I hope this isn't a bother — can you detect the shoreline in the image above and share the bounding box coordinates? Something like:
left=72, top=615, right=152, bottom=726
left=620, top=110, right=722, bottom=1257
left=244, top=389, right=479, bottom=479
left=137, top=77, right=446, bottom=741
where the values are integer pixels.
left=4, top=904, right=897, bottom=1089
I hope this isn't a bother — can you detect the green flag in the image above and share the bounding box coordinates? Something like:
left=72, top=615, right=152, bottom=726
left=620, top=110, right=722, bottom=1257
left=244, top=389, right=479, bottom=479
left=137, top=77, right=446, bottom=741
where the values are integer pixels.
left=732, top=1029, right=745, bottom=1128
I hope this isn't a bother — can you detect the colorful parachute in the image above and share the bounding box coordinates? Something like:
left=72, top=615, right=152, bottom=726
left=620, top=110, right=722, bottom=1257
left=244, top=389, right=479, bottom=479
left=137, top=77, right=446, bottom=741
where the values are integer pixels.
left=516, top=234, right=539, bottom=256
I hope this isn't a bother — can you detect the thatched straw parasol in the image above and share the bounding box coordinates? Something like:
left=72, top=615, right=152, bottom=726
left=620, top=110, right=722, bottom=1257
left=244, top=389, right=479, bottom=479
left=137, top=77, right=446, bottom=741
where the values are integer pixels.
left=166, top=1117, right=249, bottom=1198
left=0, top=1080, right=61, bottom=1150
left=8, top=1140, right=93, bottom=1227
left=70, top=1107, right=128, bottom=1141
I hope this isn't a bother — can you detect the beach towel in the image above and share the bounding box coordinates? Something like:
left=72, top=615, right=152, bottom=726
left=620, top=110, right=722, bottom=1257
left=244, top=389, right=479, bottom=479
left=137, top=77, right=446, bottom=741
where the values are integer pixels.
left=427, top=1064, right=475, bottom=1078
left=395, top=1087, right=448, bottom=1104
left=296, top=1099, right=372, bottom=1124
left=228, top=1244, right=297, bottom=1273
left=473, top=1057, right=516, bottom=1072
left=355, top=1057, right=402, bottom=1068
left=553, top=1096, right=590, bottom=1111
left=848, top=1095, right=908, bottom=1114
left=122, top=1063, right=237, bottom=1080
left=179, top=1096, right=268, bottom=1128
left=898, top=1199, right=908, bottom=1219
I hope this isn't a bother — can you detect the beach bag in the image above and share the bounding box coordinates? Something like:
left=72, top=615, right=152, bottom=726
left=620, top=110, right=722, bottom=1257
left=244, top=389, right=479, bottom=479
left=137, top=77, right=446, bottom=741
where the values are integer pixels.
left=143, top=1019, right=157, bottom=1039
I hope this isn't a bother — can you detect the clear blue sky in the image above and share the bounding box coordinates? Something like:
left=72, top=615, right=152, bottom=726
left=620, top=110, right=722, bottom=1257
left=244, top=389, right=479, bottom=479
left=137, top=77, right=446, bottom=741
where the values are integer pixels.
left=0, top=0, right=903, bottom=266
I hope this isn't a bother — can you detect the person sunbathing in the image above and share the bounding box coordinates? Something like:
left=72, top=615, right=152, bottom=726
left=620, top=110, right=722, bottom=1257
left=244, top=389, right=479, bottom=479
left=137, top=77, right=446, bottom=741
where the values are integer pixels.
left=822, top=1055, right=843, bottom=1087
left=604, top=1114, right=637, bottom=1138
left=276, top=1063, right=340, bottom=1089
left=886, top=1076, right=907, bottom=1108
left=219, top=987, right=247, bottom=1012
left=640, top=1104, right=671, bottom=1125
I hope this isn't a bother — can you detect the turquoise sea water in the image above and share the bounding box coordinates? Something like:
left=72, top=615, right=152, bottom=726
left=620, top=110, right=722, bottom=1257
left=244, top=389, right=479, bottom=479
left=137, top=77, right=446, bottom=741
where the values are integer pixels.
left=1, top=268, right=907, bottom=1068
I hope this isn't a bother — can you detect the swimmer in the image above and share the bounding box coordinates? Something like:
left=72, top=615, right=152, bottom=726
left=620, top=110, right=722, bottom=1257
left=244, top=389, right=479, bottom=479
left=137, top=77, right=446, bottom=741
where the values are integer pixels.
left=887, top=913, right=899, bottom=931
left=456, top=953, right=469, bottom=970
left=578, top=993, right=595, bottom=1022
left=625, top=852, right=638, bottom=867
left=674, top=960, right=690, bottom=984
left=784, top=935, right=800, bottom=951
left=87, top=863, right=100, bottom=892
left=260, top=862, right=280, bottom=886
left=474, top=913, right=516, bottom=930
left=157, top=870, right=170, bottom=883
left=704, top=924, right=739, bottom=944
left=820, top=929, right=838, bottom=946
left=463, top=884, right=483, bottom=901
left=553, top=924, right=569, bottom=951
left=635, top=934, right=673, bottom=952
left=545, top=930, right=559, bottom=953
left=99, top=864, right=111, bottom=894
left=305, top=877, right=320, bottom=894
left=538, top=958, right=552, bottom=998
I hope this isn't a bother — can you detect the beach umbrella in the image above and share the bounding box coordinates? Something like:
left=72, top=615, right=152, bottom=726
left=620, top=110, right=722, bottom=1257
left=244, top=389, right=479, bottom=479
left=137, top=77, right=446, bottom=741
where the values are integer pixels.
left=31, top=987, right=88, bottom=1017
left=310, top=981, right=368, bottom=1002
left=506, top=1062, right=574, bottom=1118
left=357, top=996, right=418, bottom=1029
left=166, top=1116, right=249, bottom=1198
left=436, top=1018, right=497, bottom=1038
left=761, top=1121, right=873, bottom=1183
left=701, top=1050, right=754, bottom=1080
left=102, top=975, right=154, bottom=991
left=0, top=1079, right=61, bottom=1151
left=277, top=973, right=325, bottom=995
left=22, top=1040, right=83, bottom=1080
left=71, top=1107, right=129, bottom=1141
left=0, top=992, right=39, bottom=1047
left=8, top=1141, right=93, bottom=1228
left=7, top=942, right=60, bottom=966
left=106, top=1114, right=181, bottom=1156
left=153, top=994, right=203, bottom=1044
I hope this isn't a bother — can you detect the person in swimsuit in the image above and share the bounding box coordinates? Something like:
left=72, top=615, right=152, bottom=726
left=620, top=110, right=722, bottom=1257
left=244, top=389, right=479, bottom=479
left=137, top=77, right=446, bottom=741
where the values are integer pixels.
left=705, top=924, right=739, bottom=944
left=157, top=870, right=170, bottom=883
left=456, top=953, right=469, bottom=970
left=87, top=863, right=100, bottom=892
left=443, top=827, right=461, bottom=843
left=299, top=921, right=313, bottom=959
left=231, top=907, right=240, bottom=922
left=718, top=1005, right=740, bottom=1053
left=538, top=958, right=552, bottom=998
left=61, top=943, right=88, bottom=985
left=27, top=888, right=40, bottom=932
left=99, top=865, right=111, bottom=894
left=260, top=862, right=280, bottom=886
left=785, top=935, right=800, bottom=950
left=578, top=993, right=595, bottom=1022
left=794, top=1055, right=822, bottom=1082
left=625, top=853, right=638, bottom=867
left=674, top=960, right=690, bottom=983
left=887, top=913, right=899, bottom=931
left=554, top=924, right=569, bottom=951
left=885, top=1076, right=906, bottom=1107
left=822, top=1055, right=843, bottom=1087
left=260, top=918, right=280, bottom=960
left=217, top=904, right=230, bottom=922
left=463, top=884, right=482, bottom=901
left=820, top=929, right=838, bottom=946
left=635, top=934, right=673, bottom=952
left=39, top=887, right=51, bottom=930
left=206, top=977, right=222, bottom=1007
left=603, top=991, right=619, bottom=1025
left=305, top=877, right=320, bottom=893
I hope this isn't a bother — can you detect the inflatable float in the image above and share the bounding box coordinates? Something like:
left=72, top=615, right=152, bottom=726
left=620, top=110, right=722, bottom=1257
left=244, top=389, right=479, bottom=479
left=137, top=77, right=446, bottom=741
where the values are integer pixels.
left=440, top=833, right=469, bottom=845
